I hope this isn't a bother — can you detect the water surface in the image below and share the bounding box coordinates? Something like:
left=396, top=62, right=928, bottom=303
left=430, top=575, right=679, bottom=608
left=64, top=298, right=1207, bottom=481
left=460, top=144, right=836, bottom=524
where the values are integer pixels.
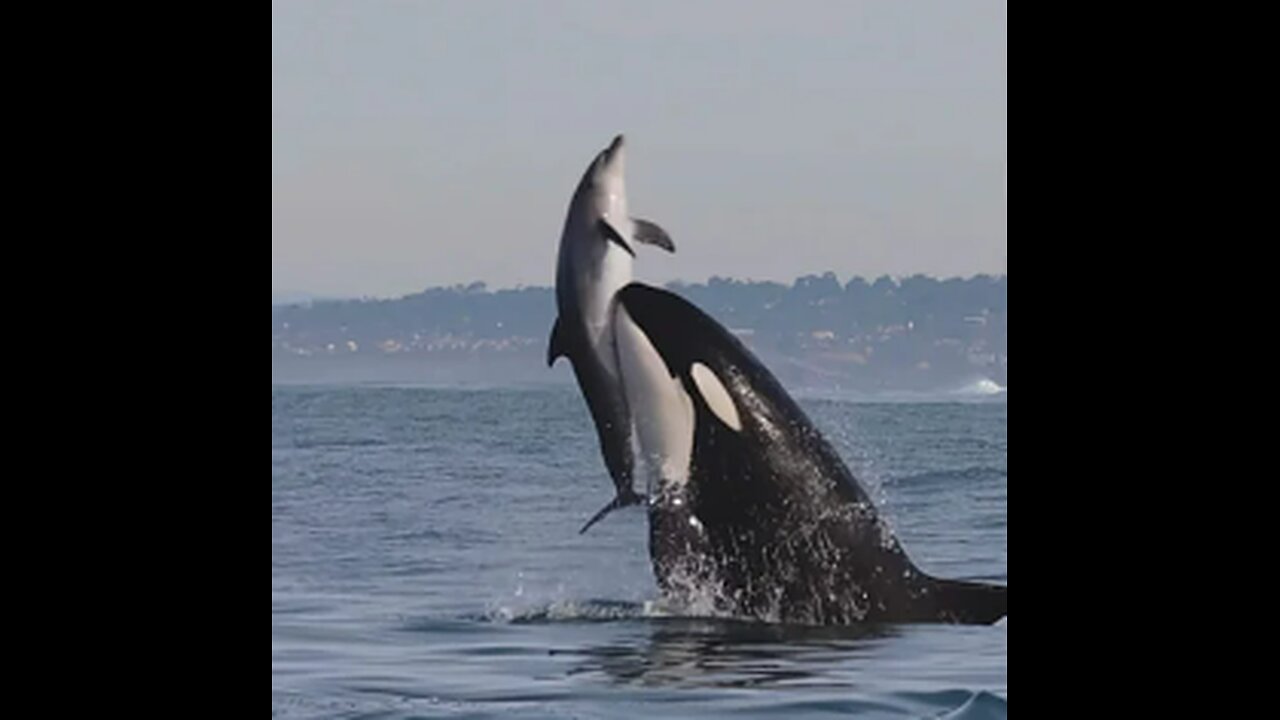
left=272, top=386, right=1007, bottom=718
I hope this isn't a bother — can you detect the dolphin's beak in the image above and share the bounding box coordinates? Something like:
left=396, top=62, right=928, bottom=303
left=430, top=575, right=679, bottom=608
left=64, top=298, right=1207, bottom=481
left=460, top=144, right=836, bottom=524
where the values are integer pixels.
left=592, top=134, right=626, bottom=178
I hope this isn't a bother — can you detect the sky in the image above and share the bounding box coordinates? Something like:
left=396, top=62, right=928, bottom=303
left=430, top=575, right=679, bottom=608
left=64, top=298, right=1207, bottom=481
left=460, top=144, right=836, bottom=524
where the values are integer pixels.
left=272, top=1, right=1006, bottom=299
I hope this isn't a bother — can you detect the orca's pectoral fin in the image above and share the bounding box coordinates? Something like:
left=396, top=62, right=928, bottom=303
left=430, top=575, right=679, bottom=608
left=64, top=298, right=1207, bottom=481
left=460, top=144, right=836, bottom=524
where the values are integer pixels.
left=579, top=489, right=645, bottom=534
left=632, top=218, right=675, bottom=253
left=597, top=219, right=636, bottom=257
left=547, top=317, right=567, bottom=367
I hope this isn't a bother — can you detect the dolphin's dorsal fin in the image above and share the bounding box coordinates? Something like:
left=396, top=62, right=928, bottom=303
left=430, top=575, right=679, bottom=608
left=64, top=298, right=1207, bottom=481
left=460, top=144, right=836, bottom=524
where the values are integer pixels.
left=632, top=218, right=675, bottom=253
left=596, top=219, right=636, bottom=257
left=547, top=317, right=568, bottom=367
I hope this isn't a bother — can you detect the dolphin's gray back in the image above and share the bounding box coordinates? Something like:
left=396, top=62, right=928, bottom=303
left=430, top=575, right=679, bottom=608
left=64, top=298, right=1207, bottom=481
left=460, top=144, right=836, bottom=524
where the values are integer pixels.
left=550, top=279, right=639, bottom=513
left=567, top=331, right=635, bottom=502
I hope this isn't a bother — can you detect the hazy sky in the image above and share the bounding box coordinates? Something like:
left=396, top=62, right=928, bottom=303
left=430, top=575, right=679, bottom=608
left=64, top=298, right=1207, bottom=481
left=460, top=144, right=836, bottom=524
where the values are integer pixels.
left=272, top=1, right=1006, bottom=298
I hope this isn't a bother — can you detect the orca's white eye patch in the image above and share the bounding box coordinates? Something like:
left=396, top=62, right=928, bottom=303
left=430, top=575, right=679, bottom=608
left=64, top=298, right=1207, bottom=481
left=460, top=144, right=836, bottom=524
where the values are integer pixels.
left=690, top=362, right=742, bottom=432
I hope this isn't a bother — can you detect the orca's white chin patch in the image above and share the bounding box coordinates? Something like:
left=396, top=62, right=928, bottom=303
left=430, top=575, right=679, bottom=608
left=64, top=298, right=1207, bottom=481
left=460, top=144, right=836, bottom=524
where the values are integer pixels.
left=614, top=304, right=693, bottom=491
left=690, top=362, right=742, bottom=432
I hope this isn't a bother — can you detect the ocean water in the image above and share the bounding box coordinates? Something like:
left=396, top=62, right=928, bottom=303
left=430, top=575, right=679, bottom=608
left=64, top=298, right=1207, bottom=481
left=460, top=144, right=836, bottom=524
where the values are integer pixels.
left=272, top=385, right=1008, bottom=719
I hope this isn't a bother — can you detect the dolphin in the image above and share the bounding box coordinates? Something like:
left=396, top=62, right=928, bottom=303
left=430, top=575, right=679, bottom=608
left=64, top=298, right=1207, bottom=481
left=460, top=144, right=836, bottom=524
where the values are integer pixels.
left=548, top=135, right=675, bottom=533
left=612, top=282, right=1007, bottom=625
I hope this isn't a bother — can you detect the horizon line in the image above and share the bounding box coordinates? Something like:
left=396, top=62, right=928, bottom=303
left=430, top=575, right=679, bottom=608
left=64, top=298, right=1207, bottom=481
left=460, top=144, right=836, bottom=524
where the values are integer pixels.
left=272, top=271, right=1008, bottom=304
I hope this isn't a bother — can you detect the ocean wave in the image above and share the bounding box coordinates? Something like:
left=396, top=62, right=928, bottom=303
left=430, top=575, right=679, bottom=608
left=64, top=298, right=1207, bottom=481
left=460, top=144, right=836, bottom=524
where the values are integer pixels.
left=954, top=378, right=1007, bottom=397
left=474, top=599, right=653, bottom=624
left=939, top=690, right=1008, bottom=719
left=888, top=466, right=1008, bottom=488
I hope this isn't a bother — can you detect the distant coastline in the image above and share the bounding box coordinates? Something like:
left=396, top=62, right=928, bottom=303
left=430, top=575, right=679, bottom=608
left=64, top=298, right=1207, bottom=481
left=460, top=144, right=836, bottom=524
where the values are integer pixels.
left=272, top=274, right=1007, bottom=393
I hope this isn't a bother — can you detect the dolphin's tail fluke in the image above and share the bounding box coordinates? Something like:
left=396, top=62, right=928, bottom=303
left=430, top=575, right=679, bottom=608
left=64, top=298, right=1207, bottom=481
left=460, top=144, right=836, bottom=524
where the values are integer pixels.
left=926, top=577, right=1007, bottom=625
left=579, top=488, right=645, bottom=534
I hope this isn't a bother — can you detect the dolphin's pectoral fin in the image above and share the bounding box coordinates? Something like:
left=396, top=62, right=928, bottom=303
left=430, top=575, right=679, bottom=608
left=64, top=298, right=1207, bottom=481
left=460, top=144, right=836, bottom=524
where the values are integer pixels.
left=596, top=219, right=636, bottom=257
left=547, top=317, right=568, bottom=367
left=632, top=218, right=675, bottom=253
left=579, top=488, right=646, bottom=534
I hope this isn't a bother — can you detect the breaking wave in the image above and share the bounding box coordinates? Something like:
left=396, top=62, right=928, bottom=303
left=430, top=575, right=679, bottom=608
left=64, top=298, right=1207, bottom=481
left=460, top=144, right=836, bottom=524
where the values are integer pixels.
left=955, top=378, right=1007, bottom=396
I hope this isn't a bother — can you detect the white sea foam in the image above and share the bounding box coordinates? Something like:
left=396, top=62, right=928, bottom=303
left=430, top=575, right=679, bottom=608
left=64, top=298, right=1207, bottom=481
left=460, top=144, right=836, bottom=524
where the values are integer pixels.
left=955, top=378, right=1007, bottom=396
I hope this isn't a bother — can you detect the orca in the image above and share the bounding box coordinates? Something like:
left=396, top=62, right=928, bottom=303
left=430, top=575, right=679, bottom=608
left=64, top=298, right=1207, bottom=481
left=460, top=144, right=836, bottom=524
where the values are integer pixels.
left=612, top=283, right=1007, bottom=625
left=547, top=135, right=675, bottom=533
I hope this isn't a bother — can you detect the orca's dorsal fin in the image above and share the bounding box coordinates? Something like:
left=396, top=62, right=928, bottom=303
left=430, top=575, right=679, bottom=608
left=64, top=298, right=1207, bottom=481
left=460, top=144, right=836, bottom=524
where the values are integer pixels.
left=632, top=218, right=675, bottom=253
left=579, top=488, right=645, bottom=534
left=547, top=317, right=568, bottom=367
left=596, top=219, right=635, bottom=257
